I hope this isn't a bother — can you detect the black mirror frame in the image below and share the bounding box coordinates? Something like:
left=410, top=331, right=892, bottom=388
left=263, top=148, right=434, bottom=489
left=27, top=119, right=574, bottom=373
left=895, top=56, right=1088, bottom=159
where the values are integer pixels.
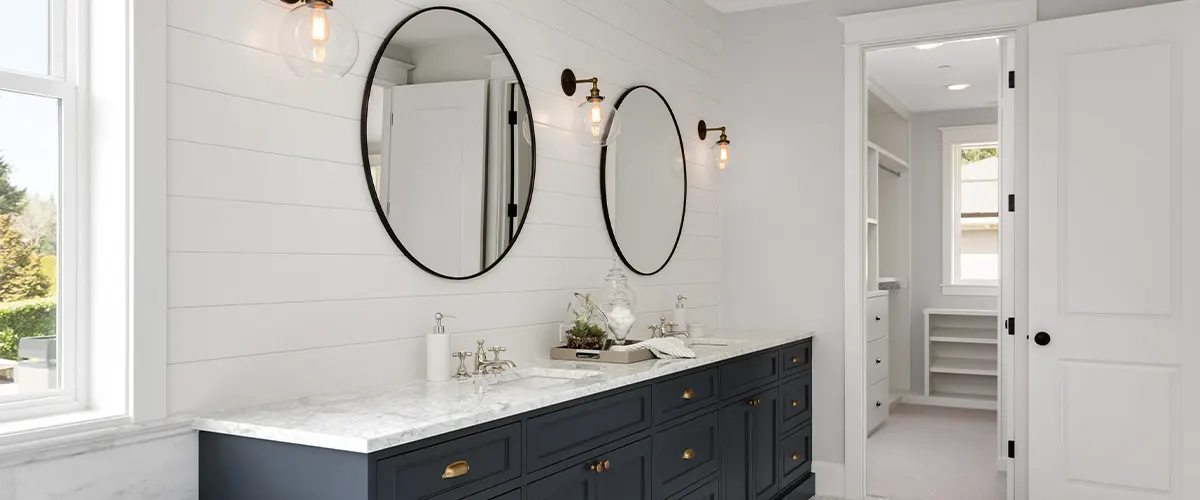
left=359, top=6, right=536, bottom=280
left=599, top=85, right=688, bottom=277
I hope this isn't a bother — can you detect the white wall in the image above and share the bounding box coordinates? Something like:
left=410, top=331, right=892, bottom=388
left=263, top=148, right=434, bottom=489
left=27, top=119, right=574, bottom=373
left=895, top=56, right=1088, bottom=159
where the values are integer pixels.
left=720, top=0, right=1183, bottom=475
left=907, top=107, right=997, bottom=393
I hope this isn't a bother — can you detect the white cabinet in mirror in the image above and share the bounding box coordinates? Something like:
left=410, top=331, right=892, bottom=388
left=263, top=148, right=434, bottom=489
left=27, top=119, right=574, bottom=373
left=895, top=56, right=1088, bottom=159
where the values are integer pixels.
left=600, top=86, right=687, bottom=276
left=360, top=7, right=534, bottom=280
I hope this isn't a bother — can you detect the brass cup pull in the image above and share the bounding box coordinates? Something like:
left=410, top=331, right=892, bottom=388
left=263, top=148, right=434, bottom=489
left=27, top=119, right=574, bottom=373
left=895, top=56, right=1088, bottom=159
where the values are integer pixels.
left=791, top=453, right=800, bottom=461
left=682, top=448, right=695, bottom=460
left=441, top=460, right=470, bottom=479
left=791, top=400, right=799, bottom=407
left=682, top=388, right=695, bottom=400
left=791, top=355, right=800, bottom=363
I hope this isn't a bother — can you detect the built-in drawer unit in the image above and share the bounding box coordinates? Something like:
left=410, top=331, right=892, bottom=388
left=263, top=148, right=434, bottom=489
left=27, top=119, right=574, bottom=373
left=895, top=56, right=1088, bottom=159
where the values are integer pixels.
left=526, top=386, right=652, bottom=473
left=463, top=488, right=520, bottom=500
left=867, top=378, right=890, bottom=433
left=376, top=423, right=522, bottom=500
left=654, top=367, right=718, bottom=424
left=720, top=350, right=780, bottom=399
left=867, top=294, right=889, bottom=342
left=780, top=423, right=812, bottom=488
left=867, top=337, right=888, bottom=386
left=652, top=411, right=719, bottom=500
left=780, top=341, right=812, bottom=378
left=780, top=373, right=812, bottom=432
left=672, top=477, right=718, bottom=500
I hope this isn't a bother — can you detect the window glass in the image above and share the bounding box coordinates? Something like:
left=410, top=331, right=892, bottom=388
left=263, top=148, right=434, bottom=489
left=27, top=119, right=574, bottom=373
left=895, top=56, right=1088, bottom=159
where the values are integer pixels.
left=958, top=146, right=999, bottom=282
left=0, top=1, right=52, bottom=75
left=0, top=89, right=61, bottom=397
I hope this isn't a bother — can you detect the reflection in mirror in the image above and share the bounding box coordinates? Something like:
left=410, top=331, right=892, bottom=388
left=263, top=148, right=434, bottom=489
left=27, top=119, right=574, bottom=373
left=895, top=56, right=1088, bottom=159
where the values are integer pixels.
left=362, top=8, right=534, bottom=279
left=601, top=86, right=687, bottom=276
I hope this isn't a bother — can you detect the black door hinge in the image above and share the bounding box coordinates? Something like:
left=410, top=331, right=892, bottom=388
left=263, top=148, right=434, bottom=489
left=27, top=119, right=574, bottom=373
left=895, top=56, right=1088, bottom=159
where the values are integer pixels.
left=1008, top=71, right=1016, bottom=89
left=508, top=110, right=518, bottom=126
left=507, top=203, right=518, bottom=218
left=1006, top=317, right=1015, bottom=336
left=1007, top=194, right=1016, bottom=212
left=1008, top=440, right=1016, bottom=458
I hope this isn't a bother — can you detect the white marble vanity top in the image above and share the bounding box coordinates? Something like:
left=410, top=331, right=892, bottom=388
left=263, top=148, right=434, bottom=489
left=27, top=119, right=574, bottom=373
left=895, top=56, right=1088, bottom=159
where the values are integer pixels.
left=192, top=330, right=814, bottom=453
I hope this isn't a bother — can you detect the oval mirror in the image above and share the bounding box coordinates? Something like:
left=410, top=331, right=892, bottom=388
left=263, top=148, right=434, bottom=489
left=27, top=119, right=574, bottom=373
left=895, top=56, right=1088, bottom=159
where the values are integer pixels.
left=600, top=86, right=687, bottom=276
left=361, top=7, right=535, bottom=280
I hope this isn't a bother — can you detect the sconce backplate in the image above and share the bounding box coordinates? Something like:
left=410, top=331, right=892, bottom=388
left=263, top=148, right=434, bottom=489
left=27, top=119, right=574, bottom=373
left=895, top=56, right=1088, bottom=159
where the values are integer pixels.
left=560, top=69, right=578, bottom=97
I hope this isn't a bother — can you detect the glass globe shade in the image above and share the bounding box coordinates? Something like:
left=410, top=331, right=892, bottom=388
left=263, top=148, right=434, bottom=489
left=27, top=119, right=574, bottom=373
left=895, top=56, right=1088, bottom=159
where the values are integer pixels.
left=578, top=97, right=621, bottom=147
left=278, top=0, right=359, bottom=79
left=713, top=140, right=731, bottom=170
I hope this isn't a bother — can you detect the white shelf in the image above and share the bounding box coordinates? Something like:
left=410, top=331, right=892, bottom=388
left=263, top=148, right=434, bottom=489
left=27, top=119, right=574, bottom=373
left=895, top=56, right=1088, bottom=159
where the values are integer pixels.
left=925, top=308, right=998, bottom=317
left=929, top=328, right=998, bottom=344
left=929, top=391, right=996, bottom=402
left=929, top=357, right=998, bottom=376
left=866, top=218, right=879, bottom=225
left=867, top=141, right=909, bottom=172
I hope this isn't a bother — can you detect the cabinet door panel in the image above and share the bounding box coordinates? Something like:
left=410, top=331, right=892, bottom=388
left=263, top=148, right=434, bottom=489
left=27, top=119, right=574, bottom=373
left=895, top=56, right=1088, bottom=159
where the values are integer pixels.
left=751, top=387, right=781, bottom=500
left=719, top=402, right=753, bottom=500
left=596, top=438, right=652, bottom=500
left=527, top=463, right=596, bottom=500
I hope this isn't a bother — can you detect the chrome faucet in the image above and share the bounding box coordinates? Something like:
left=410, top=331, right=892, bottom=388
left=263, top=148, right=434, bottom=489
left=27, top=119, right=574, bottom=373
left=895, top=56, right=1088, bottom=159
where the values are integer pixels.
left=647, top=317, right=688, bottom=339
left=474, top=340, right=517, bottom=375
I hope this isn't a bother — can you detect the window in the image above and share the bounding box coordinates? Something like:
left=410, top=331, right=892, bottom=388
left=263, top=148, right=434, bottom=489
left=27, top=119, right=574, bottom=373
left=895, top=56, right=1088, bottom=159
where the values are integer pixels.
left=0, top=0, right=79, bottom=413
left=941, top=125, right=999, bottom=295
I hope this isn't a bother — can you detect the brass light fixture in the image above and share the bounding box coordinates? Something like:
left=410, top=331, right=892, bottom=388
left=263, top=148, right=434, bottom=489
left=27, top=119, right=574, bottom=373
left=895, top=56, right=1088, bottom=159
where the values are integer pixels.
left=698, top=120, right=731, bottom=170
left=561, top=69, right=622, bottom=146
left=278, top=0, right=359, bottom=79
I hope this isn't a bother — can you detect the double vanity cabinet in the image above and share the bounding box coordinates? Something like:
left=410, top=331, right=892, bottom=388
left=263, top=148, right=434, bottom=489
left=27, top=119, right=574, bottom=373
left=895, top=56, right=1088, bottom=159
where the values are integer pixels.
left=196, top=334, right=815, bottom=500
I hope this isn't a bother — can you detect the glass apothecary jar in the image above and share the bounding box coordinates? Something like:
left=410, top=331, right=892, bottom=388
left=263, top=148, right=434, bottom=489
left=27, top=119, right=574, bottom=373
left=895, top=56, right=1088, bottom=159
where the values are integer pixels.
left=601, top=261, right=637, bottom=345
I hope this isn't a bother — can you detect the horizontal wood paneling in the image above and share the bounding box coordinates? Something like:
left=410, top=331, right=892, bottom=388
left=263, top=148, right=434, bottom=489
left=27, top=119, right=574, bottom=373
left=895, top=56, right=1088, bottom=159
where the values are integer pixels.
left=164, top=0, right=723, bottom=414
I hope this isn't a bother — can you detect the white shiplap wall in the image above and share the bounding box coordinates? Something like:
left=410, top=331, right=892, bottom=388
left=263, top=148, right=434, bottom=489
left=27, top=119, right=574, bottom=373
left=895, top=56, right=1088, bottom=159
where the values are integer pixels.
left=164, top=0, right=724, bottom=415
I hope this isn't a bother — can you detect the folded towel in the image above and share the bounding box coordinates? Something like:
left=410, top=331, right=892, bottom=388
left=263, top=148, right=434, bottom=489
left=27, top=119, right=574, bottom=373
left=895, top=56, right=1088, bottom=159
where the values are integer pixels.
left=609, top=337, right=696, bottom=359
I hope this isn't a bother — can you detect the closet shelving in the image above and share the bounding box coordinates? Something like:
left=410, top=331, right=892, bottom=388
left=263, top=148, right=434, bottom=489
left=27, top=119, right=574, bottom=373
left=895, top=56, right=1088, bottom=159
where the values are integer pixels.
left=922, top=308, right=1000, bottom=410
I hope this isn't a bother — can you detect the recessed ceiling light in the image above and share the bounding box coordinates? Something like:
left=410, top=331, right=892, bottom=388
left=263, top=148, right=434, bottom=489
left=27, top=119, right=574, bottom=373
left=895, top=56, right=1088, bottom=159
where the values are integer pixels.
left=938, top=65, right=952, bottom=69
left=916, top=43, right=944, bottom=50
left=947, top=84, right=971, bottom=91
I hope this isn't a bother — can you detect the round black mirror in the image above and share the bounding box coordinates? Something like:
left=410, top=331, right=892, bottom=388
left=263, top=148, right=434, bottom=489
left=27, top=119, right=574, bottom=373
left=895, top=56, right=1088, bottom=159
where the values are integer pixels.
left=600, top=86, right=687, bottom=276
left=360, top=7, right=535, bottom=280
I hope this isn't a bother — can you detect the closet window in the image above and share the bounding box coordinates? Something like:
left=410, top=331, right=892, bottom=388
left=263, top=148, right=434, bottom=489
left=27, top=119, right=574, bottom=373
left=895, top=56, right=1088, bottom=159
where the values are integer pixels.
left=941, top=125, right=999, bottom=294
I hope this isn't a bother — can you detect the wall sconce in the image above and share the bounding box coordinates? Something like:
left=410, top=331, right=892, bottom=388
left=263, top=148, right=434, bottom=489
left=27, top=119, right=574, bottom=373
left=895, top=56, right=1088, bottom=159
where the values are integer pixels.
left=698, top=120, right=731, bottom=170
left=561, top=69, right=622, bottom=146
left=278, top=0, right=359, bottom=79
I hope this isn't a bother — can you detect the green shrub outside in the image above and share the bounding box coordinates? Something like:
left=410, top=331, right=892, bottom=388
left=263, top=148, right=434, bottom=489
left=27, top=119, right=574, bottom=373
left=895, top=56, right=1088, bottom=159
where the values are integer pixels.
left=0, top=297, right=56, bottom=360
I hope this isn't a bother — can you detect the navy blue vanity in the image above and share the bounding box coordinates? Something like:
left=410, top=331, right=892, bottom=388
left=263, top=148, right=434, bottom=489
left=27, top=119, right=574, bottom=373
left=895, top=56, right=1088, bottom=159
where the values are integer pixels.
left=197, top=337, right=815, bottom=500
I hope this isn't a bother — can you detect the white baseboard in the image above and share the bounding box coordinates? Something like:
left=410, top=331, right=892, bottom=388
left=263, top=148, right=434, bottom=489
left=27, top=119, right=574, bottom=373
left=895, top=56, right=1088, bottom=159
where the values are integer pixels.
left=812, top=461, right=846, bottom=497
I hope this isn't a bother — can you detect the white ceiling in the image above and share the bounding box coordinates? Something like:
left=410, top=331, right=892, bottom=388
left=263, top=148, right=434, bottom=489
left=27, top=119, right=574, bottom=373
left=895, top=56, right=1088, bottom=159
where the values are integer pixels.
left=702, top=0, right=816, bottom=13
left=866, top=37, right=1002, bottom=113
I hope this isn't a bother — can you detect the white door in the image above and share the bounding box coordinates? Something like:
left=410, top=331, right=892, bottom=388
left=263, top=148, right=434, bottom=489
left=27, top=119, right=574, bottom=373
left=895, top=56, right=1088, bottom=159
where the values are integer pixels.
left=1028, top=2, right=1198, bottom=499
left=388, top=80, right=488, bottom=275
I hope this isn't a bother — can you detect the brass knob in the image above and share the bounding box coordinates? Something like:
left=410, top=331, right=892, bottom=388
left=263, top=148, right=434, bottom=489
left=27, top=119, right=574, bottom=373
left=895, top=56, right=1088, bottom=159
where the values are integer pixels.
left=791, top=400, right=799, bottom=407
left=748, top=398, right=762, bottom=407
left=682, top=448, right=695, bottom=460
left=682, top=388, right=695, bottom=400
left=589, top=463, right=600, bottom=473
left=602, top=460, right=611, bottom=470
left=791, top=355, right=799, bottom=363
left=791, top=453, right=800, bottom=461
left=441, top=460, right=470, bottom=479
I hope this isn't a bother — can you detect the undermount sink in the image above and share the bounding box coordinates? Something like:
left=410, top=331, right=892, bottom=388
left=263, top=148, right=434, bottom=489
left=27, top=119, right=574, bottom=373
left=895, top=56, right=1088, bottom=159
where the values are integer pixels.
left=486, top=367, right=604, bottom=390
left=687, top=338, right=745, bottom=347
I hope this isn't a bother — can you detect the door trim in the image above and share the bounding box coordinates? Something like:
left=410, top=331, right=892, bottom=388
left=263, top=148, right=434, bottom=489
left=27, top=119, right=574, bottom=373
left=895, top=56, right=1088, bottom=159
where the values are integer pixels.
left=839, top=2, right=1034, bottom=499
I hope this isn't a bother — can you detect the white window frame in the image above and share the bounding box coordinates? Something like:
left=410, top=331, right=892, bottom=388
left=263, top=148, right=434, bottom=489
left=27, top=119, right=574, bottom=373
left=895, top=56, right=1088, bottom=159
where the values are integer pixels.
left=0, top=0, right=167, bottom=443
left=940, top=124, right=1000, bottom=296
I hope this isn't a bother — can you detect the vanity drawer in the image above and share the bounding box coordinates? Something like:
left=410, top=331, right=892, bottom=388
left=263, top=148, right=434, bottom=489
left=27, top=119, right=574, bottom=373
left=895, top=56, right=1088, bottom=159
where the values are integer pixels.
left=720, top=350, right=780, bottom=399
left=376, top=423, right=521, bottom=500
left=780, top=423, right=812, bottom=488
left=654, top=368, right=718, bottom=424
left=652, top=411, right=719, bottom=500
left=780, top=341, right=812, bottom=378
left=867, top=337, right=888, bottom=386
left=526, top=386, right=652, bottom=472
left=780, top=373, right=812, bottom=432
left=867, top=378, right=890, bottom=434
left=867, top=295, right=889, bottom=342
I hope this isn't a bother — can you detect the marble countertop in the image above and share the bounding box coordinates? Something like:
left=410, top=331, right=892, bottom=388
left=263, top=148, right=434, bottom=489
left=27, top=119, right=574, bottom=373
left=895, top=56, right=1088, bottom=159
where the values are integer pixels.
left=192, top=330, right=814, bottom=453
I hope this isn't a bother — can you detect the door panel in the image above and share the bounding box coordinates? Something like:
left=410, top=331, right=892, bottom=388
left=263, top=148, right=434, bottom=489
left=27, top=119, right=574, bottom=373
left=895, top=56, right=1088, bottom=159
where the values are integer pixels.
left=1028, top=3, right=1198, bottom=499
left=596, top=438, right=652, bottom=500
left=527, top=462, right=596, bottom=500
left=751, top=387, right=780, bottom=500
left=719, top=402, right=753, bottom=500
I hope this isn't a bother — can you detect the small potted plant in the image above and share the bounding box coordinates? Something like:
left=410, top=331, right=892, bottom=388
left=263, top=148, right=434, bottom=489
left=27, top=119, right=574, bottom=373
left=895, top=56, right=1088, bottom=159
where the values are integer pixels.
left=564, top=293, right=609, bottom=350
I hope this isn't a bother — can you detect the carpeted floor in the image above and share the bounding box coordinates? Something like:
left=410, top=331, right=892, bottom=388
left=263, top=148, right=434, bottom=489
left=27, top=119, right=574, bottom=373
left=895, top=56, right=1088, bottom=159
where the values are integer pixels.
left=866, top=404, right=1006, bottom=500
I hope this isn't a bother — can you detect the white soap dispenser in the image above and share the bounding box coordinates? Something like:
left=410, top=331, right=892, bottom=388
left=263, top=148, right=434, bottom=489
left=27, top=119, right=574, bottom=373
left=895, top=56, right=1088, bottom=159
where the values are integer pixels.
left=426, top=312, right=453, bottom=382
left=673, top=295, right=688, bottom=333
